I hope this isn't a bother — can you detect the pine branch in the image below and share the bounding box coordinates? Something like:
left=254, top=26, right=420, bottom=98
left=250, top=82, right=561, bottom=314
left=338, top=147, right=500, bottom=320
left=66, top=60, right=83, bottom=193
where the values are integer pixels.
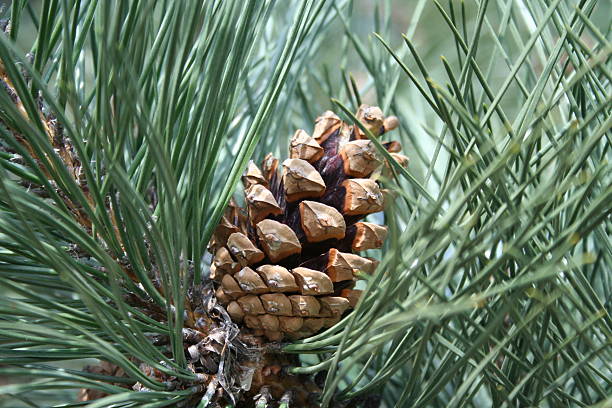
left=0, top=1, right=610, bottom=407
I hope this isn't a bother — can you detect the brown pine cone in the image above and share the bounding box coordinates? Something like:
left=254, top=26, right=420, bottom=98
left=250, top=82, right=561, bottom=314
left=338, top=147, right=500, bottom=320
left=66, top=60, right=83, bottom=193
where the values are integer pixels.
left=210, top=105, right=403, bottom=342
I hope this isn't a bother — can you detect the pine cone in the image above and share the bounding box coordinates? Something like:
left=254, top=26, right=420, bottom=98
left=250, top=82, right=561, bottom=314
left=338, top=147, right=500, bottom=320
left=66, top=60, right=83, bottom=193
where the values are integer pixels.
left=211, top=105, right=404, bottom=342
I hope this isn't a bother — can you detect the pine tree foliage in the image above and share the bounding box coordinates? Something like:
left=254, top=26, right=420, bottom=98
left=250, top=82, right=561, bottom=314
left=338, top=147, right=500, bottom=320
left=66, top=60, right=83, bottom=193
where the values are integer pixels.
left=0, top=0, right=610, bottom=407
